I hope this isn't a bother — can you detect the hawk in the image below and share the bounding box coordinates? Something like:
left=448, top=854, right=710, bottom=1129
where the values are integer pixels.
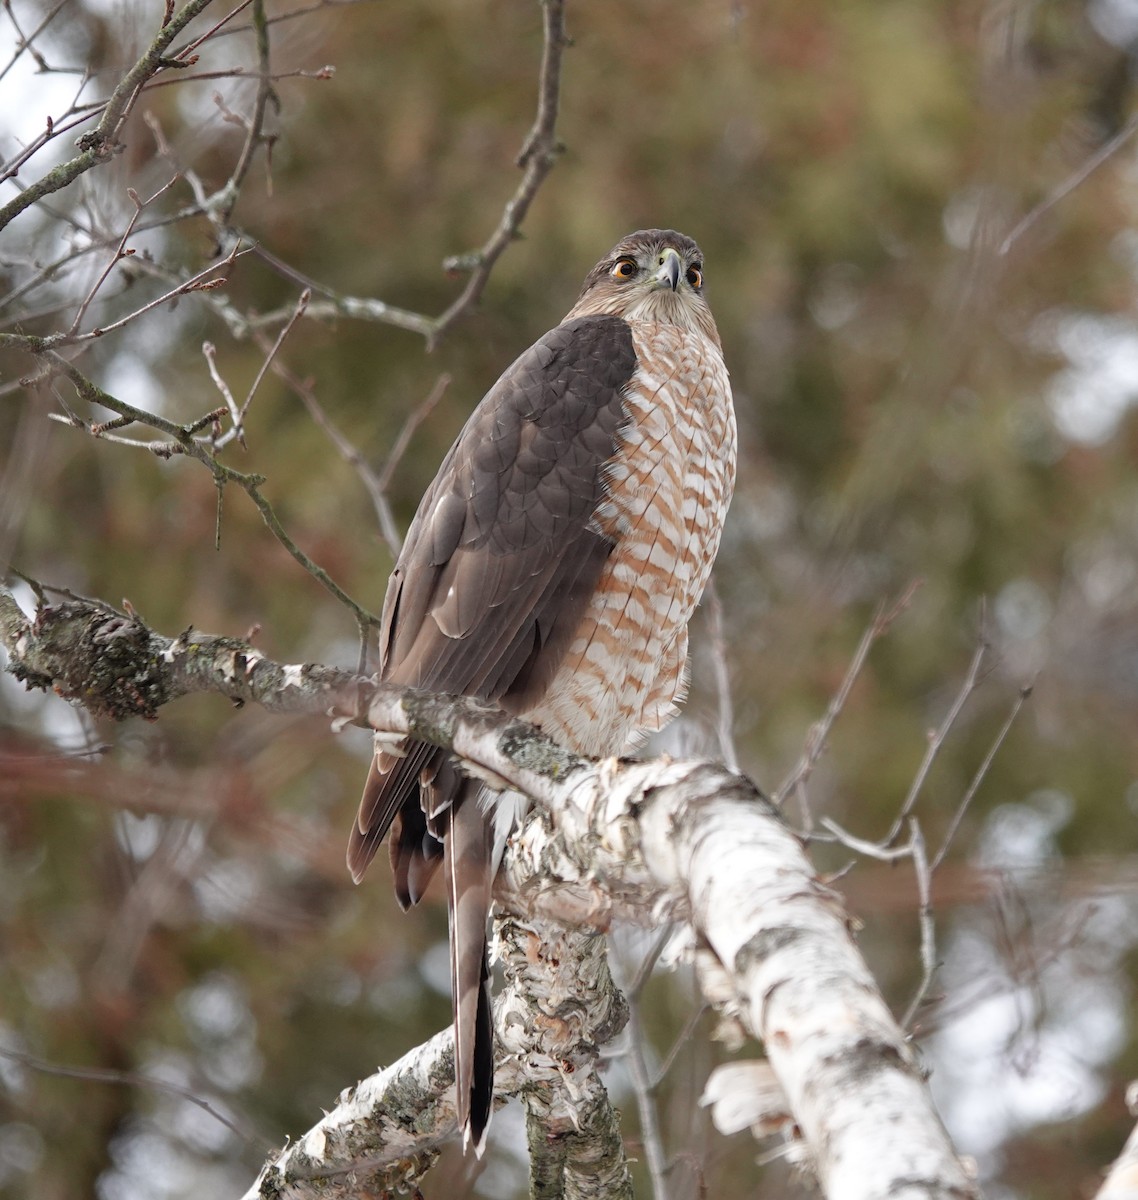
left=348, top=229, right=736, bottom=1151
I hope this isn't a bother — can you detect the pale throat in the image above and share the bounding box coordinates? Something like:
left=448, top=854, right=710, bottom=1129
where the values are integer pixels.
left=569, top=288, right=721, bottom=346
left=621, top=290, right=719, bottom=343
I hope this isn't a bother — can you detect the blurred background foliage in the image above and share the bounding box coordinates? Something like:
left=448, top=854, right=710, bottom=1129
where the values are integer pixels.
left=2, top=0, right=1138, bottom=1196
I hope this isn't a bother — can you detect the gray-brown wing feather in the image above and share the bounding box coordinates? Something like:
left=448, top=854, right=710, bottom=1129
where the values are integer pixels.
left=347, top=313, right=637, bottom=882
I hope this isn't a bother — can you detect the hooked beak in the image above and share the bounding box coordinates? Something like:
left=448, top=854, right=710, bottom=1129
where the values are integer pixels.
left=654, top=247, right=682, bottom=292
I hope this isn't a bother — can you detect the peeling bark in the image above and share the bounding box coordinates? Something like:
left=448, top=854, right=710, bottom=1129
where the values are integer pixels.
left=496, top=916, right=633, bottom=1200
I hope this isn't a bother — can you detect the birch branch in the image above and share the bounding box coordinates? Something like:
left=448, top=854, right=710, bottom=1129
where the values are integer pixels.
left=0, top=588, right=980, bottom=1199
left=496, top=916, right=633, bottom=1200
left=244, top=1027, right=451, bottom=1198
left=0, top=589, right=357, bottom=721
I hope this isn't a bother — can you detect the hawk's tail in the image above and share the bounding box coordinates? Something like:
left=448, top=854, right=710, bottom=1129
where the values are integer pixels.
left=447, top=787, right=495, bottom=1153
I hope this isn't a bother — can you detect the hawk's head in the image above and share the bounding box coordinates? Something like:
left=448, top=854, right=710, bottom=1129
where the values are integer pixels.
left=567, top=229, right=720, bottom=346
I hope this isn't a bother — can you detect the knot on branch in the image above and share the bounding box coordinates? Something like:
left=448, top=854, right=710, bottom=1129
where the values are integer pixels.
left=75, top=131, right=118, bottom=160
left=8, top=602, right=169, bottom=720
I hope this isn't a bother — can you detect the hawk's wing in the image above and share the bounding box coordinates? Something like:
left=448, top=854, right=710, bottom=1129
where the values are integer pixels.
left=348, top=312, right=637, bottom=882
left=347, top=313, right=637, bottom=1151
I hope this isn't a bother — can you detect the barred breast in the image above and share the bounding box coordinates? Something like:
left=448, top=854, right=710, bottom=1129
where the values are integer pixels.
left=518, top=321, right=737, bottom=755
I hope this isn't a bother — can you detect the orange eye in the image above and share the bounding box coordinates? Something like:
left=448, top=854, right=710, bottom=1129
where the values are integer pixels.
left=611, top=258, right=638, bottom=280
left=686, top=265, right=703, bottom=289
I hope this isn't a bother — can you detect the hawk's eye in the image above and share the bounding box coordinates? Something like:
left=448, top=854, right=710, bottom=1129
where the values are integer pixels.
left=686, top=265, right=703, bottom=290
left=611, top=258, right=638, bottom=280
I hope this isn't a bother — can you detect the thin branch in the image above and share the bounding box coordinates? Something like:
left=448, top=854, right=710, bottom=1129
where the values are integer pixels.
left=0, top=1045, right=271, bottom=1152
left=169, top=0, right=255, bottom=62
left=0, top=0, right=67, bottom=79
left=3, top=243, right=247, bottom=355
left=820, top=815, right=940, bottom=1030
left=899, top=819, right=938, bottom=1031
left=426, top=0, right=570, bottom=348
left=47, top=409, right=217, bottom=453
left=652, top=1000, right=709, bottom=1088
left=135, top=62, right=333, bottom=91
left=75, top=241, right=245, bottom=344
left=65, top=177, right=180, bottom=337
left=264, top=328, right=448, bottom=558
left=20, top=353, right=381, bottom=628
left=244, top=243, right=437, bottom=337
left=375, top=371, right=450, bottom=494
left=0, top=70, right=98, bottom=184
left=202, top=342, right=243, bottom=445
left=931, top=681, right=1033, bottom=872
left=820, top=817, right=916, bottom=864
left=252, top=340, right=392, bottom=555
left=214, top=0, right=279, bottom=227
left=626, top=926, right=673, bottom=1001
left=1000, top=115, right=1138, bottom=256
left=775, top=580, right=921, bottom=812
left=0, top=0, right=219, bottom=234
left=883, top=626, right=989, bottom=847
left=0, top=222, right=132, bottom=317
left=216, top=0, right=366, bottom=40
left=241, top=287, right=308, bottom=422
left=620, top=930, right=674, bottom=1200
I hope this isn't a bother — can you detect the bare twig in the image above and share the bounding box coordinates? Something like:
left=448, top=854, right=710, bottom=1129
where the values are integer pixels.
left=0, top=68, right=97, bottom=184
left=931, top=682, right=1033, bottom=872
left=625, top=1009, right=671, bottom=1200
left=899, top=820, right=938, bottom=1031
left=0, top=382, right=52, bottom=573
left=883, top=626, right=989, bottom=847
left=217, top=0, right=364, bottom=39
left=1000, top=115, right=1138, bottom=256
left=66, top=177, right=181, bottom=337
left=3, top=242, right=248, bottom=354
left=615, top=927, right=676, bottom=1200
left=426, top=0, right=570, bottom=348
left=169, top=0, right=255, bottom=62
left=202, top=342, right=243, bottom=444
left=653, top=1000, right=709, bottom=1088
left=821, top=818, right=916, bottom=864
left=0, top=0, right=69, bottom=80
left=29, top=353, right=380, bottom=629
left=213, top=0, right=279, bottom=227
left=0, top=1045, right=271, bottom=1151
left=200, top=290, right=311, bottom=454
left=136, top=63, right=333, bottom=91
left=252, top=340, right=393, bottom=555
left=216, top=0, right=366, bottom=40
left=374, top=372, right=450, bottom=494
left=627, top=926, right=673, bottom=1002
left=775, top=580, right=921, bottom=813
left=820, top=815, right=940, bottom=1030
left=244, top=243, right=437, bottom=337
left=262, top=326, right=449, bottom=559
left=241, top=288, right=309, bottom=422
left=0, top=0, right=219, bottom=234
